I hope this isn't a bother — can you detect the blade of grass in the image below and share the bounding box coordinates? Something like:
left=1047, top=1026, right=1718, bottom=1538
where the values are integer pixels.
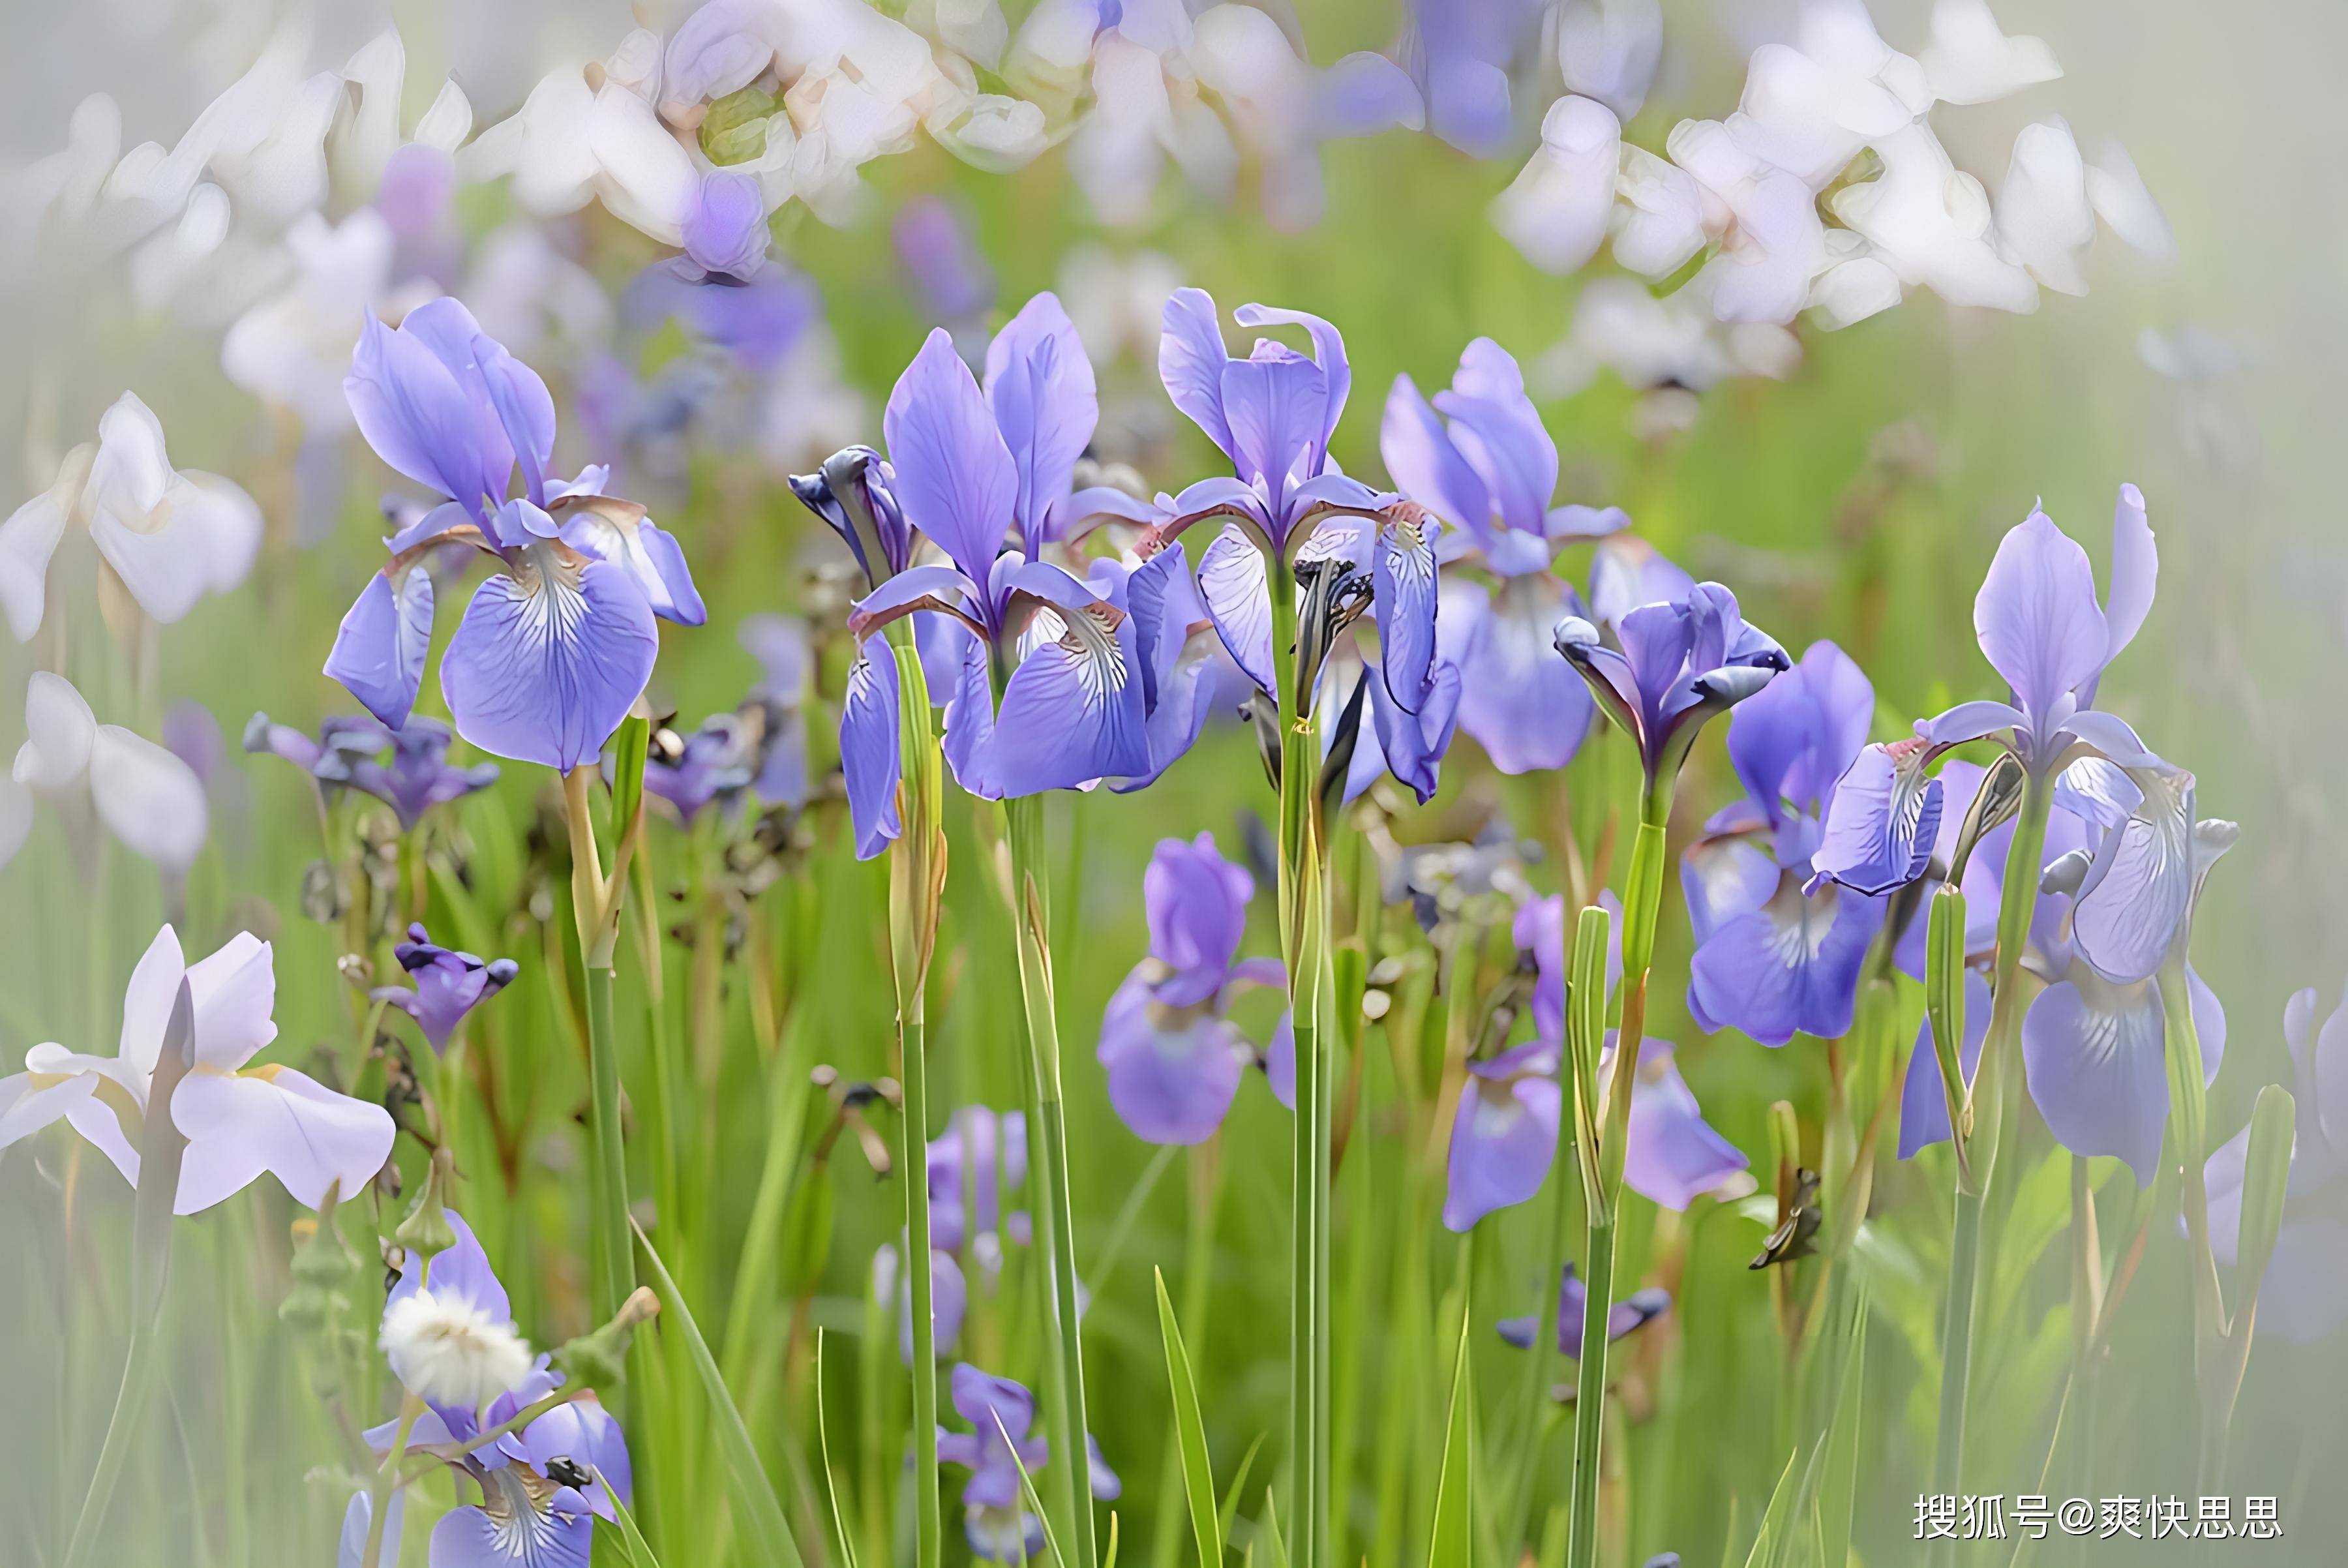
left=999, top=1411, right=1070, bottom=1568
left=815, top=1331, right=861, bottom=1568
left=605, top=1482, right=665, bottom=1568
left=1155, top=1267, right=1225, bottom=1568
left=1218, top=1433, right=1268, bottom=1548
left=1428, top=1298, right=1475, bottom=1568
left=631, top=1220, right=804, bottom=1568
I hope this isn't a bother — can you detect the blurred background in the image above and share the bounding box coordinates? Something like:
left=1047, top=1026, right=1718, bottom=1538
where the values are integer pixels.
left=1, top=1, right=2341, bottom=1563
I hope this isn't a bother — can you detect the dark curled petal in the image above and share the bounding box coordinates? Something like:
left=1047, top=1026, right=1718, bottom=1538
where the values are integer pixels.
left=1317, top=669, right=1369, bottom=824
left=1949, top=749, right=2026, bottom=884
left=1653, top=663, right=1781, bottom=783
left=1238, top=691, right=1283, bottom=792
left=2040, top=847, right=2094, bottom=898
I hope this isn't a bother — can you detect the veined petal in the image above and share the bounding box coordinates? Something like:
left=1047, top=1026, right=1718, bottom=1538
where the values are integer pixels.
left=325, top=562, right=435, bottom=730
left=2069, top=761, right=2193, bottom=983
left=1197, top=523, right=1275, bottom=695
left=1974, top=507, right=2108, bottom=727
left=552, top=498, right=706, bottom=626
left=1813, top=740, right=1943, bottom=895
left=884, top=328, right=1020, bottom=588
left=841, top=633, right=903, bottom=860
left=440, top=550, right=657, bottom=772
left=1368, top=652, right=1460, bottom=804
left=1687, top=878, right=1881, bottom=1046
left=1232, top=302, right=1351, bottom=449
left=1918, top=699, right=2027, bottom=747
left=1220, top=351, right=1329, bottom=518
left=2022, top=965, right=2170, bottom=1186
left=170, top=1064, right=396, bottom=1214
left=1374, top=507, right=1439, bottom=709
left=427, top=1484, right=592, bottom=1568
left=992, top=597, right=1148, bottom=795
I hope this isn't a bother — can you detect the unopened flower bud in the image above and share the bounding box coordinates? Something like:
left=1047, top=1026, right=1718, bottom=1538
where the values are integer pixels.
left=393, top=1147, right=458, bottom=1258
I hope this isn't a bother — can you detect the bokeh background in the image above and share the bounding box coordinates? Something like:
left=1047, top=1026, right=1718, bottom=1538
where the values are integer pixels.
left=1, top=1, right=2342, bottom=1564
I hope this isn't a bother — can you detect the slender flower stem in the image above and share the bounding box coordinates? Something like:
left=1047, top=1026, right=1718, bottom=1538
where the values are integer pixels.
left=1564, top=877, right=1633, bottom=1568
left=1929, top=768, right=2052, bottom=1564
left=359, top=1392, right=424, bottom=1568
left=883, top=619, right=946, bottom=1568
left=563, top=768, right=634, bottom=1331
left=2155, top=959, right=2231, bottom=1483
left=1004, top=793, right=1098, bottom=1568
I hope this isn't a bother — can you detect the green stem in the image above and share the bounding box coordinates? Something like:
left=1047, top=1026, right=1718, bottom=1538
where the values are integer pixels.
left=1154, top=1143, right=1223, bottom=1568
left=584, top=963, right=631, bottom=1334
left=1564, top=882, right=1633, bottom=1568
left=1565, top=1218, right=1617, bottom=1568
left=1930, top=768, right=2053, bottom=1565
left=359, top=1393, right=423, bottom=1568
left=901, top=1016, right=942, bottom=1568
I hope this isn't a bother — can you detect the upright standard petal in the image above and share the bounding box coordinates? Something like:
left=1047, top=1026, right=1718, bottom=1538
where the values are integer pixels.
left=1158, top=287, right=1237, bottom=461
left=1973, top=507, right=2109, bottom=732
left=1143, top=832, right=1252, bottom=1005
left=984, top=293, right=1097, bottom=554
left=439, top=549, right=658, bottom=771
left=884, top=329, right=1021, bottom=592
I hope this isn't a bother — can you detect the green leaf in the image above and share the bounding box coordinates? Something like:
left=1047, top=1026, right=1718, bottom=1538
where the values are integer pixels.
left=603, top=1483, right=665, bottom=1568
left=1257, top=1489, right=1287, bottom=1568
left=609, top=712, right=650, bottom=845
left=1741, top=1444, right=1811, bottom=1568
left=630, top=1220, right=804, bottom=1568
left=1817, top=1282, right=1871, bottom=1568
left=1001, top=1415, right=1069, bottom=1568
left=1217, top=1433, right=1267, bottom=1548
left=2233, top=1084, right=2298, bottom=1321
left=814, top=1331, right=861, bottom=1568
left=1155, top=1267, right=1226, bottom=1568
left=1102, top=1512, right=1121, bottom=1568
left=1428, top=1299, right=1475, bottom=1568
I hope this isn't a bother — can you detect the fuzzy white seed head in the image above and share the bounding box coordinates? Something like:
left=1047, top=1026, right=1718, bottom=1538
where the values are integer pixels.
left=380, top=1288, right=534, bottom=1410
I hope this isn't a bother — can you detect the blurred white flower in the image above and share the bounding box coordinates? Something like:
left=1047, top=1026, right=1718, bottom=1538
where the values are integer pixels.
left=1995, top=117, right=2094, bottom=295
left=10, top=672, right=209, bottom=875
left=83, top=394, right=265, bottom=626
left=2083, top=138, right=2173, bottom=261
left=1918, top=0, right=2059, bottom=107
left=1554, top=0, right=1664, bottom=121
left=220, top=209, right=410, bottom=435
left=459, top=224, right=616, bottom=369
left=1057, top=245, right=1184, bottom=365
left=1492, top=96, right=1621, bottom=275
left=1669, top=119, right=1830, bottom=322
left=1828, top=122, right=2036, bottom=312
left=1537, top=276, right=1799, bottom=397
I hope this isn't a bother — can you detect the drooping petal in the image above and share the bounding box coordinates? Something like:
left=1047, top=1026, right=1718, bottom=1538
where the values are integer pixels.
left=1621, top=1040, right=1749, bottom=1211
left=170, top=1064, right=397, bottom=1213
left=990, top=596, right=1149, bottom=796
left=1973, top=507, right=2109, bottom=729
left=1813, top=740, right=1944, bottom=895
left=88, top=727, right=209, bottom=874
left=2068, top=761, right=2194, bottom=984
left=1374, top=507, right=1439, bottom=708
left=428, top=1489, right=592, bottom=1568
left=1687, top=879, right=1882, bottom=1046
left=325, top=562, right=436, bottom=730
left=840, top=633, right=903, bottom=860
left=2021, top=965, right=2171, bottom=1186
left=1196, top=523, right=1275, bottom=695
left=1142, top=833, right=1252, bottom=1004
left=1680, top=837, right=1780, bottom=948
left=1096, top=970, right=1247, bottom=1145
left=1367, top=652, right=1461, bottom=805
left=939, top=629, right=1001, bottom=802
left=1454, top=575, right=1595, bottom=775
left=439, top=551, right=658, bottom=772
left=339, top=1492, right=404, bottom=1568
left=884, top=328, right=1020, bottom=588
left=16, top=670, right=96, bottom=791
left=1442, top=1040, right=1561, bottom=1231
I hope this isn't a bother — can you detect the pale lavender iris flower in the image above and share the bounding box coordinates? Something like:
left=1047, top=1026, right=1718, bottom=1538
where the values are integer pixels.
left=1814, top=485, right=2158, bottom=895
left=1097, top=833, right=1287, bottom=1145
left=245, top=711, right=498, bottom=830
left=929, top=1106, right=1029, bottom=1255
left=1392, top=0, right=1549, bottom=157
left=820, top=296, right=1192, bottom=858
left=0, top=925, right=394, bottom=1215
left=939, top=1363, right=1119, bottom=1562
left=1497, top=1262, right=1671, bottom=1358
left=1147, top=288, right=1455, bottom=800
left=325, top=298, right=705, bottom=772
left=1379, top=337, right=1627, bottom=776
left=369, top=1214, right=632, bottom=1568
left=1553, top=580, right=1790, bottom=794
left=2206, top=986, right=2348, bottom=1342
left=371, top=924, right=518, bottom=1054
left=1681, top=641, right=1885, bottom=1047
left=1443, top=892, right=1745, bottom=1231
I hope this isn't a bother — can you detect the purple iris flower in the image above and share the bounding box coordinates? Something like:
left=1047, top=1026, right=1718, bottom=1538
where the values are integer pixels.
left=2018, top=786, right=2234, bottom=1186
left=1096, top=833, right=1288, bottom=1145
left=371, top=924, right=517, bottom=1054
left=939, top=1363, right=1120, bottom=1562
left=1554, top=580, right=1790, bottom=794
left=1380, top=338, right=1627, bottom=776
left=880, top=1243, right=969, bottom=1364
left=1814, top=486, right=2158, bottom=895
left=1443, top=893, right=1745, bottom=1230
left=1681, top=642, right=1886, bottom=1047
left=245, top=711, right=498, bottom=830
left=369, top=1214, right=632, bottom=1568
left=1147, top=288, right=1455, bottom=801
left=1497, top=1263, right=1671, bottom=1357
left=325, top=298, right=706, bottom=772
left=929, top=1106, right=1029, bottom=1255
left=2208, top=986, right=2348, bottom=1342
left=738, top=613, right=812, bottom=809
left=622, top=258, right=816, bottom=376
left=820, top=297, right=1188, bottom=858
